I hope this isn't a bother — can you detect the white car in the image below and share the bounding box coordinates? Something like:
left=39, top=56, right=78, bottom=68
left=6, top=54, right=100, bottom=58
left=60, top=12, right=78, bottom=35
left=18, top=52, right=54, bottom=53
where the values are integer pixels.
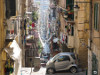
left=46, top=52, right=78, bottom=74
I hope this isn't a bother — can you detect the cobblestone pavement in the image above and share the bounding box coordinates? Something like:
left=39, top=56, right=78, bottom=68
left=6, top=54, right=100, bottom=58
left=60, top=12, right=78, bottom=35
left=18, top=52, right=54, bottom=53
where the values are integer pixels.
left=21, top=67, right=86, bottom=75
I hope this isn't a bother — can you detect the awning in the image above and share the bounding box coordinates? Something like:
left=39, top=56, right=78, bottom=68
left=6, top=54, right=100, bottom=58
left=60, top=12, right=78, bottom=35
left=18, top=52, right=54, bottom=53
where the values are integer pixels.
left=4, top=40, right=21, bottom=60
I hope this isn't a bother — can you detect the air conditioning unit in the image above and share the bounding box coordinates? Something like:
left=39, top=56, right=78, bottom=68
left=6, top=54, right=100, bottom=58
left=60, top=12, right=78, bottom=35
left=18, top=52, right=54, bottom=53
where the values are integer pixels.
left=67, top=35, right=74, bottom=48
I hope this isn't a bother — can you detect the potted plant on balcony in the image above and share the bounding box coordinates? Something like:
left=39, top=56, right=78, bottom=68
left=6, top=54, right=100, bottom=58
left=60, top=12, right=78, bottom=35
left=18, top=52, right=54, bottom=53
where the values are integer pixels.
left=32, top=11, right=38, bottom=22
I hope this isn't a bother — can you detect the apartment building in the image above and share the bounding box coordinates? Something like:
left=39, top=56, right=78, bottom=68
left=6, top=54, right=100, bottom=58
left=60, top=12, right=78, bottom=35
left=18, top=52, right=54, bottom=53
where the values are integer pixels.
left=50, top=0, right=89, bottom=69
left=0, top=0, right=26, bottom=75
left=88, top=0, right=100, bottom=75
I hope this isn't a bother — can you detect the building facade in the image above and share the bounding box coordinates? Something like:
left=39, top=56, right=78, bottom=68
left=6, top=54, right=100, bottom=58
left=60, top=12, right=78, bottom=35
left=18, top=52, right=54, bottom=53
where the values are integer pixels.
left=50, top=0, right=100, bottom=74
left=0, top=0, right=7, bottom=75
left=49, top=0, right=89, bottom=69
left=0, top=0, right=26, bottom=75
left=88, top=0, right=100, bottom=75
left=74, top=0, right=90, bottom=68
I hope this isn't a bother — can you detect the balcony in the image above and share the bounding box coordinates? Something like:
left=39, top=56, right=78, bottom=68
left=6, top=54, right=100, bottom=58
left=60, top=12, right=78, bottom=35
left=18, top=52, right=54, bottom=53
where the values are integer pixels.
left=5, top=18, right=18, bottom=42
left=6, top=34, right=15, bottom=40
left=5, top=30, right=17, bottom=46
left=67, top=35, right=74, bottom=48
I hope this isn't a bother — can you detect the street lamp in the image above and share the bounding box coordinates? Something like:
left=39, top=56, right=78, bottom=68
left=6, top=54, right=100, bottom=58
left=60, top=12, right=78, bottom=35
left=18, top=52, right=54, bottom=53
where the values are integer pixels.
left=74, top=5, right=80, bottom=11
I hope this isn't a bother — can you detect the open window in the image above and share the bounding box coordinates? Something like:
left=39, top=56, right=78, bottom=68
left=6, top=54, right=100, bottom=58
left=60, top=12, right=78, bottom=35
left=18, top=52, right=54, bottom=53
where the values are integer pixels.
left=5, top=0, right=16, bottom=19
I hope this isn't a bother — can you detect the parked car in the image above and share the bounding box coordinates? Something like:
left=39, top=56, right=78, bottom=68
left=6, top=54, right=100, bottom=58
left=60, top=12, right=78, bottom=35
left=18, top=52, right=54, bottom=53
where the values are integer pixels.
left=40, top=52, right=50, bottom=63
left=46, top=52, right=78, bottom=74
left=40, top=56, right=48, bottom=63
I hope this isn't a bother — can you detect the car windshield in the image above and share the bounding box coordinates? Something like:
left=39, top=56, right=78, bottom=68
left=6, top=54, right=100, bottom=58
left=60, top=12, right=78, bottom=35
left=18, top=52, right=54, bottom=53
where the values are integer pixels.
left=51, top=54, right=60, bottom=61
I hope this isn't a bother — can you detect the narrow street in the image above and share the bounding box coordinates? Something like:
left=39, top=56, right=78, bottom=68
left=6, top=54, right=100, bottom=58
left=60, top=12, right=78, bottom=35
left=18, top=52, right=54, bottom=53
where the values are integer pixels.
left=0, top=0, right=100, bottom=75
left=21, top=67, right=86, bottom=75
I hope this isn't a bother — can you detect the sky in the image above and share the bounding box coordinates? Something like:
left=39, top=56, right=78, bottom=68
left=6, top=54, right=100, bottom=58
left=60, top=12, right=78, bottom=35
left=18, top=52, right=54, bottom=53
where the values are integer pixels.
left=34, top=0, right=49, bottom=4
left=35, top=0, right=51, bottom=54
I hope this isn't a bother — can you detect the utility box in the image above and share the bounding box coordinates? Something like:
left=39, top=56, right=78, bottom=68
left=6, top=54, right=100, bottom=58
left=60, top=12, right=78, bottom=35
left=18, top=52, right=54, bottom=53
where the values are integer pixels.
left=34, top=57, right=40, bottom=68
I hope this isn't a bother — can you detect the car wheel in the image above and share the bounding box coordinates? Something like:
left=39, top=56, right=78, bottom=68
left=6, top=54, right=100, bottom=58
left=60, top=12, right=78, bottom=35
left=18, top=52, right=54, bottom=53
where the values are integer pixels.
left=47, top=68, right=55, bottom=74
left=70, top=67, right=77, bottom=73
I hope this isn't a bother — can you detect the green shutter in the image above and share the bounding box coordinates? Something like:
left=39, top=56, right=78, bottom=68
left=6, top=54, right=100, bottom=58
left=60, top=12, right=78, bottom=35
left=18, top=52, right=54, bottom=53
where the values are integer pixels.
left=66, top=0, right=74, bottom=9
left=66, top=0, right=74, bottom=21
left=94, top=3, right=99, bottom=31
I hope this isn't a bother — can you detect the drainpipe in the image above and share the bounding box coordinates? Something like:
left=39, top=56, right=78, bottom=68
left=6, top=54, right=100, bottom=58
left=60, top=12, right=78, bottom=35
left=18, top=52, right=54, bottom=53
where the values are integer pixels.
left=89, top=0, right=92, bottom=50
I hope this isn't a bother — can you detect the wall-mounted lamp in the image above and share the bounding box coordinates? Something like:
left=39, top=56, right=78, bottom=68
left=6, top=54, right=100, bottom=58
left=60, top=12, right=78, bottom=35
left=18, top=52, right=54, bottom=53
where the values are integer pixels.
left=74, top=1, right=91, bottom=11
left=74, top=5, right=80, bottom=12
left=74, top=1, right=92, bottom=19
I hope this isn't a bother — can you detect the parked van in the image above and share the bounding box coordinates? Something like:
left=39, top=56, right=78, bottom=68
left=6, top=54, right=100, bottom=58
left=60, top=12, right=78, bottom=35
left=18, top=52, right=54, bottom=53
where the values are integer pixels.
left=46, top=52, right=78, bottom=74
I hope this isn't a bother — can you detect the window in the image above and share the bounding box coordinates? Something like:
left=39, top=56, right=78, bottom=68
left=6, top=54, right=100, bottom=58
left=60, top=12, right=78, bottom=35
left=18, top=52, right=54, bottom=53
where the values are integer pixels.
left=71, top=54, right=76, bottom=60
left=5, top=0, right=16, bottom=19
left=65, top=0, right=74, bottom=21
left=66, top=0, right=74, bottom=9
left=58, top=56, right=70, bottom=62
left=71, top=25, right=74, bottom=36
left=94, top=3, right=99, bottom=30
left=9, top=0, right=16, bottom=16
left=63, top=56, right=70, bottom=61
left=53, top=8, right=56, bottom=18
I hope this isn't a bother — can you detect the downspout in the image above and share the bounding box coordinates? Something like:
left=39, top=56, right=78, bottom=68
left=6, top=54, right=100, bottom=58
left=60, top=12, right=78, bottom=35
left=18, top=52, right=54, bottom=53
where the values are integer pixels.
left=87, top=1, right=92, bottom=75
left=89, top=0, right=92, bottom=50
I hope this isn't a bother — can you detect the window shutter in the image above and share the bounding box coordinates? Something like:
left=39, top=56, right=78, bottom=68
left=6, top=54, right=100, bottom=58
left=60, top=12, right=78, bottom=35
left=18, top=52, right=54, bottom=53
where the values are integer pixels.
left=94, top=3, right=99, bottom=30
